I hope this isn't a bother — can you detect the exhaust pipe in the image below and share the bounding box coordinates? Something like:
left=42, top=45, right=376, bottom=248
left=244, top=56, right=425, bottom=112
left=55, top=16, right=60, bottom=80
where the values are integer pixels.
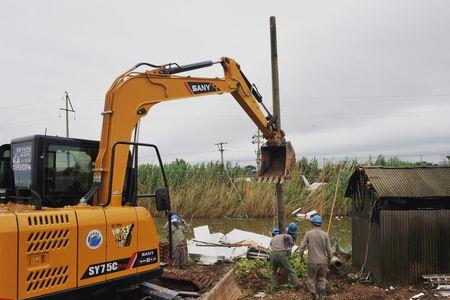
left=258, top=141, right=296, bottom=183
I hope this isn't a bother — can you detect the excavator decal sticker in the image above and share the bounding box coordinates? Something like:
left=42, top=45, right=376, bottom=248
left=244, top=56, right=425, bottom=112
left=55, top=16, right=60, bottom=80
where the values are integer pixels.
left=81, top=249, right=158, bottom=279
left=184, top=82, right=217, bottom=95
left=111, top=223, right=134, bottom=247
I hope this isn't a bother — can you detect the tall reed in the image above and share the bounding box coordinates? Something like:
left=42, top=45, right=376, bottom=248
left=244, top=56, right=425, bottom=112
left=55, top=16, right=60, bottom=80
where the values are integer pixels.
left=137, top=155, right=430, bottom=218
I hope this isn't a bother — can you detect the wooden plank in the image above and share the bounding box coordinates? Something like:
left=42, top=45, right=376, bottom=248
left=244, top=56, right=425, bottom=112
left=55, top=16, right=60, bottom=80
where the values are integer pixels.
left=201, top=269, right=242, bottom=300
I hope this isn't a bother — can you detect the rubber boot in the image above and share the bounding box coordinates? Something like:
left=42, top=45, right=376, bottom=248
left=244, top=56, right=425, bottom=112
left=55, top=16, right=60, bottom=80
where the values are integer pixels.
left=317, top=291, right=324, bottom=300
left=310, top=293, right=317, bottom=300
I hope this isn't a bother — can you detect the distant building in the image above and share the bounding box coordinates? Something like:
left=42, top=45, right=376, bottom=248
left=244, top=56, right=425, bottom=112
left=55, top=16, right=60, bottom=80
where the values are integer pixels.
left=345, top=167, right=450, bottom=285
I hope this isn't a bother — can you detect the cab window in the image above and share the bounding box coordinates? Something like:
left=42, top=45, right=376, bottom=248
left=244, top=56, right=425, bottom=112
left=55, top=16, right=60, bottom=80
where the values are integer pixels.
left=45, top=144, right=97, bottom=205
left=11, top=142, right=33, bottom=198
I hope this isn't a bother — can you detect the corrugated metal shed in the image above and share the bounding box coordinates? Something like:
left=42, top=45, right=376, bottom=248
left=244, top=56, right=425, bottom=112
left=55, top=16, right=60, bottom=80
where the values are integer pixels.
left=347, top=166, right=450, bottom=285
left=355, top=167, right=450, bottom=198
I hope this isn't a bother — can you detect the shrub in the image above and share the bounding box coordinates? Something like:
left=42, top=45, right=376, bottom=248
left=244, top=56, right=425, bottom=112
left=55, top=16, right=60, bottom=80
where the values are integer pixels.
left=235, top=258, right=269, bottom=278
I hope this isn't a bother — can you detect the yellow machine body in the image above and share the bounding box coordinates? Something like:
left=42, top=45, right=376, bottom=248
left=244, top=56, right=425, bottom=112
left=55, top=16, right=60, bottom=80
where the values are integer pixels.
left=0, top=57, right=294, bottom=299
left=0, top=204, right=160, bottom=299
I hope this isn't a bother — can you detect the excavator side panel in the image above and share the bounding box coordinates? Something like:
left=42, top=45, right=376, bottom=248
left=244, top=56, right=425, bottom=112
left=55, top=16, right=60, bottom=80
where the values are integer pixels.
left=76, top=208, right=107, bottom=286
left=0, top=213, right=18, bottom=300
left=104, top=206, right=138, bottom=280
left=17, top=211, right=77, bottom=299
left=135, top=207, right=160, bottom=273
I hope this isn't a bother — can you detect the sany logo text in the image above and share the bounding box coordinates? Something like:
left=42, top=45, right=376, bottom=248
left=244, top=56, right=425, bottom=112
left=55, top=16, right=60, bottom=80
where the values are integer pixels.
left=186, top=82, right=217, bottom=94
left=191, top=84, right=211, bottom=92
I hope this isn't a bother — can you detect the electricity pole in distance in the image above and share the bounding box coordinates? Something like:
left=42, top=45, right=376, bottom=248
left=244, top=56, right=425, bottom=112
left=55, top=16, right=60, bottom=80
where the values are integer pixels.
left=59, top=91, right=75, bottom=138
left=252, top=130, right=263, bottom=168
left=215, top=142, right=228, bottom=167
left=270, top=16, right=286, bottom=231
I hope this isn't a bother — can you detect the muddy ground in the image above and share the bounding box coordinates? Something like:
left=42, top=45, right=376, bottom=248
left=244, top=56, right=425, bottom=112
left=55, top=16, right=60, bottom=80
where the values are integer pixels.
left=162, top=256, right=446, bottom=300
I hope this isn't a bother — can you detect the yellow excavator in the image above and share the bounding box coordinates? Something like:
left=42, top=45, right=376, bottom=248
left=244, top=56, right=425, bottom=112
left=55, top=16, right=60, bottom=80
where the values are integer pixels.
left=0, top=57, right=295, bottom=299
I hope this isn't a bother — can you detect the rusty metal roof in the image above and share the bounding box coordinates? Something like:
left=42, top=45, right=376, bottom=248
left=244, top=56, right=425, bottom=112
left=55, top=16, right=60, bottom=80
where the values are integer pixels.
left=360, top=167, right=450, bottom=198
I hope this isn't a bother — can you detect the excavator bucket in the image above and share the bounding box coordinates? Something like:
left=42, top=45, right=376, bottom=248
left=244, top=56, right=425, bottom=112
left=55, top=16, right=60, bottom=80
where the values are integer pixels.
left=258, top=141, right=296, bottom=183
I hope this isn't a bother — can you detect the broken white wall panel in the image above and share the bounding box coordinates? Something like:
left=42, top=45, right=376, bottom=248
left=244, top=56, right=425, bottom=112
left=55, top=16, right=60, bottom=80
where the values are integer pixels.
left=193, top=225, right=213, bottom=243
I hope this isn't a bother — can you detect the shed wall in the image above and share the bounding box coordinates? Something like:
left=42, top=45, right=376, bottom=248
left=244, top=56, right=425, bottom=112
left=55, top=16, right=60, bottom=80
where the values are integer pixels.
left=380, top=210, right=450, bottom=285
left=352, top=214, right=381, bottom=282
left=355, top=210, right=450, bottom=285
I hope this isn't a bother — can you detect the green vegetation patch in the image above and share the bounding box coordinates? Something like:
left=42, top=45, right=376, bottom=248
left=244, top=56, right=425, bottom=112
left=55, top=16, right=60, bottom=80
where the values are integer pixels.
left=235, top=253, right=307, bottom=280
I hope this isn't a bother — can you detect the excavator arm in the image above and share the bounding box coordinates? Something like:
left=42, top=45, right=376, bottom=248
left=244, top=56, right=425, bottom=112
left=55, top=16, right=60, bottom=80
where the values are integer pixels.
left=91, top=57, right=295, bottom=207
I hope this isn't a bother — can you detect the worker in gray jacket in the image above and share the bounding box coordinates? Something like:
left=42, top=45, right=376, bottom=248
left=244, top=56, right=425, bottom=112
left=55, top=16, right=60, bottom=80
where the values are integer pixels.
left=170, top=214, right=191, bottom=268
left=299, top=215, right=333, bottom=300
left=269, top=224, right=300, bottom=290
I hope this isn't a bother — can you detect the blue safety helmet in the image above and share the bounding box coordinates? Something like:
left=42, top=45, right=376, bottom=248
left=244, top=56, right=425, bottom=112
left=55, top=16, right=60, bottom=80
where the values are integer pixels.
left=287, top=222, right=298, bottom=234
left=271, top=227, right=281, bottom=236
left=311, top=215, right=323, bottom=225
left=170, top=214, right=182, bottom=223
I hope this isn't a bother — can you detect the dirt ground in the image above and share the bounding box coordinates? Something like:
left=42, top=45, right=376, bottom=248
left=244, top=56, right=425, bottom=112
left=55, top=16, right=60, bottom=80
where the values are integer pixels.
left=238, top=256, right=445, bottom=299
left=162, top=257, right=447, bottom=300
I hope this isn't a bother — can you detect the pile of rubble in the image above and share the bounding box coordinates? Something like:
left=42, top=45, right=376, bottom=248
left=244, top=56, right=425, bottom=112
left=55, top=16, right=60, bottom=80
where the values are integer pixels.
left=187, top=226, right=298, bottom=265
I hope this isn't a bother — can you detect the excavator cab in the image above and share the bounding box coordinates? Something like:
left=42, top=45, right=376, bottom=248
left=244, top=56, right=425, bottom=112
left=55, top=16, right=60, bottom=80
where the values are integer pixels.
left=6, top=135, right=99, bottom=207
left=258, top=141, right=296, bottom=183
left=0, top=137, right=169, bottom=300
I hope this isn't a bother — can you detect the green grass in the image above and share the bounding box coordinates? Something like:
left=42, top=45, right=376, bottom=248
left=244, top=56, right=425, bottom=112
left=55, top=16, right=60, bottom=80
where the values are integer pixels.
left=137, top=155, right=434, bottom=218
left=235, top=253, right=307, bottom=280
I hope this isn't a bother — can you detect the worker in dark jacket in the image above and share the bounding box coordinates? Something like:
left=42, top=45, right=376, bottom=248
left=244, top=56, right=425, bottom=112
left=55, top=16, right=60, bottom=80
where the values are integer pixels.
left=286, top=222, right=298, bottom=242
left=299, top=215, right=333, bottom=300
left=170, top=214, right=190, bottom=268
left=269, top=225, right=300, bottom=290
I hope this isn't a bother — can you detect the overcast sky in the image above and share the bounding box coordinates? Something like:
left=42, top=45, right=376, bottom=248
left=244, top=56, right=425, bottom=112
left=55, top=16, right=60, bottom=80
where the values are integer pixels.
left=1, top=0, right=449, bottom=165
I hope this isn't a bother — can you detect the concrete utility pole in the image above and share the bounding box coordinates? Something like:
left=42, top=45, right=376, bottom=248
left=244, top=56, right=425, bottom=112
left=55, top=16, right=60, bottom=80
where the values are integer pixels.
left=215, top=142, right=228, bottom=167
left=270, top=16, right=286, bottom=231
left=59, top=91, right=75, bottom=138
left=252, top=130, right=263, bottom=167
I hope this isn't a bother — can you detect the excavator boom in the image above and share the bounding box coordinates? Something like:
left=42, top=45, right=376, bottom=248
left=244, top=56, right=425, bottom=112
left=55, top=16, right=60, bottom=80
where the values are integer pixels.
left=91, top=57, right=295, bottom=206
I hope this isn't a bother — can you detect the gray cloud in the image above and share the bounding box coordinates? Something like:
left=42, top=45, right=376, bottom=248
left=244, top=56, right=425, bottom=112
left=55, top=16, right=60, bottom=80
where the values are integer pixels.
left=0, top=0, right=449, bottom=165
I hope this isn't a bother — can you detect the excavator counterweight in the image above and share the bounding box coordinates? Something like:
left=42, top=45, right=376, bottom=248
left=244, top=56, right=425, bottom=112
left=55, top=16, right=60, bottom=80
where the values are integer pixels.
left=259, top=141, right=296, bottom=183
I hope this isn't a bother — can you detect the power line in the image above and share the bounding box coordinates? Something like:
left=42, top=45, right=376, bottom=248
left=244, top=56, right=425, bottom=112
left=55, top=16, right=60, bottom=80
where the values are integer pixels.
left=223, top=111, right=450, bottom=119
left=2, top=91, right=450, bottom=108
left=138, top=150, right=216, bottom=158
left=2, top=109, right=449, bottom=129
left=1, top=92, right=450, bottom=112
left=125, top=111, right=450, bottom=121
left=139, top=152, right=449, bottom=164
left=282, top=93, right=450, bottom=100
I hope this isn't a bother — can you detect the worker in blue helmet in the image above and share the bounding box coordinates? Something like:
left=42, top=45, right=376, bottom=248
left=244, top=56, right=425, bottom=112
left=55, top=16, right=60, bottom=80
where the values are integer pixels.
left=271, top=227, right=281, bottom=236
left=299, top=215, right=332, bottom=300
left=269, top=223, right=300, bottom=290
left=286, top=222, right=298, bottom=241
left=170, top=214, right=191, bottom=268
